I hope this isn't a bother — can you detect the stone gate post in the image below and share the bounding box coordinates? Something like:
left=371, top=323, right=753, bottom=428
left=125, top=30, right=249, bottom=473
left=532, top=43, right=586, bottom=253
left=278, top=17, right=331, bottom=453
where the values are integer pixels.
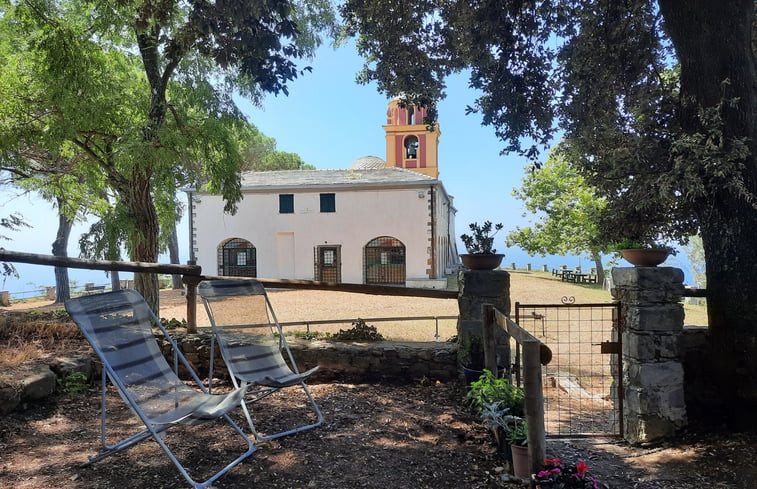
left=612, top=267, right=687, bottom=444
left=457, top=270, right=511, bottom=373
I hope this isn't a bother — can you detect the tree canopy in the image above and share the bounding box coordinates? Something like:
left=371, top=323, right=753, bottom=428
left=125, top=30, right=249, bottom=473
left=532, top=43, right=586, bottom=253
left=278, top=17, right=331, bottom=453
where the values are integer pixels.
left=0, top=0, right=336, bottom=310
left=506, top=145, right=608, bottom=283
left=342, top=0, right=757, bottom=425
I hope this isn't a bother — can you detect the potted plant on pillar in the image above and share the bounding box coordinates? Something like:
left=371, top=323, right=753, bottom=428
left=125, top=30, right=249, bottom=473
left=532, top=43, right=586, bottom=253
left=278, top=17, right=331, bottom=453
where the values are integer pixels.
left=460, top=221, right=505, bottom=270
left=614, top=238, right=675, bottom=267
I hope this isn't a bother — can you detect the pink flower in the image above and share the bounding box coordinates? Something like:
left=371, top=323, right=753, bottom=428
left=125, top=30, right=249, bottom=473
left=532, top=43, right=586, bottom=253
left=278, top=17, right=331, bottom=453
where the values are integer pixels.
left=576, top=461, right=589, bottom=476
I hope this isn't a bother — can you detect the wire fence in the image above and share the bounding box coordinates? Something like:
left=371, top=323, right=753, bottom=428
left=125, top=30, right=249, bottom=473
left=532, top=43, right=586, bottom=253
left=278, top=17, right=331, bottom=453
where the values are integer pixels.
left=196, top=315, right=460, bottom=343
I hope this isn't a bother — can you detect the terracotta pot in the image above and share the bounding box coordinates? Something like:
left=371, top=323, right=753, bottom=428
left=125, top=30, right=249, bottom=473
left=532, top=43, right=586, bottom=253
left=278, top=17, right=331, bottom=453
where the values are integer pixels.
left=510, top=443, right=530, bottom=479
left=460, top=253, right=504, bottom=270
left=619, top=248, right=670, bottom=267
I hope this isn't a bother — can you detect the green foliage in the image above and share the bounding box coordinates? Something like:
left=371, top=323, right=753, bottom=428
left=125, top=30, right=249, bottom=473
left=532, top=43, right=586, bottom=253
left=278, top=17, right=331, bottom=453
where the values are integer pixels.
left=507, top=146, right=608, bottom=255
left=478, top=400, right=521, bottom=434
left=684, top=235, right=706, bottom=288
left=0, top=0, right=337, bottom=311
left=333, top=318, right=384, bottom=341
left=460, top=221, right=503, bottom=254
left=456, top=333, right=483, bottom=370
left=161, top=317, right=187, bottom=330
left=466, top=369, right=525, bottom=417
left=58, top=372, right=89, bottom=397
left=506, top=418, right=528, bottom=447
left=240, top=125, right=315, bottom=171
left=0, top=213, right=29, bottom=278
left=340, top=0, right=751, bottom=255
left=292, top=330, right=332, bottom=340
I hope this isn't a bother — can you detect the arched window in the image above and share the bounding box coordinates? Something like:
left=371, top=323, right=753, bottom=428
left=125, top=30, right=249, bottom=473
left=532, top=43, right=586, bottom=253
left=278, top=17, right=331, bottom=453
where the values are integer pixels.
left=364, top=236, right=406, bottom=285
left=218, top=238, right=256, bottom=277
left=408, top=106, right=415, bottom=125
left=404, top=136, right=419, bottom=159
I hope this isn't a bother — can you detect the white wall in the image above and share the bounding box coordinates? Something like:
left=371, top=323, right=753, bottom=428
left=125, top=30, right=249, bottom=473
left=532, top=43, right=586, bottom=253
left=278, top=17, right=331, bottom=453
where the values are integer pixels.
left=192, top=186, right=436, bottom=283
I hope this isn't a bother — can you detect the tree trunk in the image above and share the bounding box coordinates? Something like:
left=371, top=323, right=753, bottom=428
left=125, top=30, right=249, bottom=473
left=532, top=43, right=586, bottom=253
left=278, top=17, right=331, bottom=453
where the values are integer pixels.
left=128, top=170, right=160, bottom=313
left=111, top=270, right=121, bottom=291
left=52, top=201, right=72, bottom=303
left=659, top=0, right=757, bottom=427
left=168, top=226, right=183, bottom=289
left=591, top=251, right=604, bottom=287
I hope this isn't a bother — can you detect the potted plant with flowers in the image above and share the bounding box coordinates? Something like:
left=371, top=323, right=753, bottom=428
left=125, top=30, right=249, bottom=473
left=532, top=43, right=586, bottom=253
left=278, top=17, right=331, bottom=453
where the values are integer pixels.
left=531, top=457, right=601, bottom=488
left=460, top=221, right=505, bottom=270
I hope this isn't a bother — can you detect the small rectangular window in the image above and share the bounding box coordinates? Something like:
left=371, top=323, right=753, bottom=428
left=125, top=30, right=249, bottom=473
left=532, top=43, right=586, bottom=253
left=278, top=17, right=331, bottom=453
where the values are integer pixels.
left=320, top=193, right=335, bottom=213
left=279, top=194, right=294, bottom=213
left=236, top=251, right=247, bottom=266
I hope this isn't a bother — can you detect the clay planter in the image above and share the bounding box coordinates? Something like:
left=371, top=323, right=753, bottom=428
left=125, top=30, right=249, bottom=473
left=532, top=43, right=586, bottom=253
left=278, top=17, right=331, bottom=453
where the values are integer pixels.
left=510, top=444, right=530, bottom=479
left=619, top=248, right=670, bottom=267
left=460, top=253, right=504, bottom=270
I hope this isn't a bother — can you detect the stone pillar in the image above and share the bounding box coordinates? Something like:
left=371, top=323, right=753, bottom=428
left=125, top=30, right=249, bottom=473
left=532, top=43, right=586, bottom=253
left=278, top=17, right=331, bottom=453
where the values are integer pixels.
left=612, top=267, right=687, bottom=444
left=457, top=270, right=511, bottom=372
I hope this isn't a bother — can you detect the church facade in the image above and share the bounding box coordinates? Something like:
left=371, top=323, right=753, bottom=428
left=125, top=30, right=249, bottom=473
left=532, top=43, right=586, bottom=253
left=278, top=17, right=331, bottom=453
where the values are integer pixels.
left=186, top=100, right=459, bottom=287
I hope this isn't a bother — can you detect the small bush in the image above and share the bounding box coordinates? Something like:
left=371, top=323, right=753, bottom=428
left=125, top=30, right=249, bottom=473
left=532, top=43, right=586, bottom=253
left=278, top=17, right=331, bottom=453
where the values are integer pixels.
left=293, top=330, right=332, bottom=340
left=58, top=372, right=89, bottom=397
left=333, top=318, right=384, bottom=341
left=467, top=369, right=525, bottom=417
left=161, top=317, right=187, bottom=330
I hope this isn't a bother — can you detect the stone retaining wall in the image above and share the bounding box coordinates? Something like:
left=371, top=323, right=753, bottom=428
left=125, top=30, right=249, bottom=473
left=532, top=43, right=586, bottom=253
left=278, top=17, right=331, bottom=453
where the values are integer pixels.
left=0, top=336, right=459, bottom=415
left=166, top=333, right=459, bottom=383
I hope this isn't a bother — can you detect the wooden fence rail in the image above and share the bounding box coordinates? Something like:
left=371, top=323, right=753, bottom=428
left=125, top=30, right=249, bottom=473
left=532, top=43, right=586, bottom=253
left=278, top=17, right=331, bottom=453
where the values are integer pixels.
left=0, top=249, right=459, bottom=333
left=482, top=303, right=552, bottom=476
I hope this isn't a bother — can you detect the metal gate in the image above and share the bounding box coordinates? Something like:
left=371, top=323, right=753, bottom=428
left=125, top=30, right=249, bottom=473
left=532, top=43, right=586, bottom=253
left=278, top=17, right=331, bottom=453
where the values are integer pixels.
left=515, top=298, right=622, bottom=438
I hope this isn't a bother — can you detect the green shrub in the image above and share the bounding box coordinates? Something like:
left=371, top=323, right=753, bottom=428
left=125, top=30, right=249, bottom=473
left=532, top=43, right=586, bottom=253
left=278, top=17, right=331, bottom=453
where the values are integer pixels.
left=333, top=318, right=384, bottom=341
left=467, top=369, right=525, bottom=417
left=161, top=317, right=187, bottom=330
left=58, top=372, right=89, bottom=397
left=292, top=330, right=332, bottom=340
left=506, top=418, right=528, bottom=446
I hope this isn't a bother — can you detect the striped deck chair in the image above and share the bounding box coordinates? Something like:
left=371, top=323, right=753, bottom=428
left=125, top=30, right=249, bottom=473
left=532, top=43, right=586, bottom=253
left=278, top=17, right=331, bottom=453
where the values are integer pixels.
left=198, top=279, right=323, bottom=441
left=65, top=289, right=255, bottom=489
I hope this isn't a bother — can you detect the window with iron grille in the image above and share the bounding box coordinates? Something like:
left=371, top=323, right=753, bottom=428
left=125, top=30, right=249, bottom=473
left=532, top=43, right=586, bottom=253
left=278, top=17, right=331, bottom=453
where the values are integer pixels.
left=364, top=236, right=405, bottom=285
left=279, top=194, right=294, bottom=213
left=219, top=238, right=257, bottom=277
left=319, top=193, right=335, bottom=213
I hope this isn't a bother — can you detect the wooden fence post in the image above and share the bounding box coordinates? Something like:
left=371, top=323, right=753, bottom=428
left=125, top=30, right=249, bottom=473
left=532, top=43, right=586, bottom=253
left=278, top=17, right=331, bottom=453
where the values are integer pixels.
left=183, top=268, right=200, bottom=334
left=523, top=339, right=546, bottom=474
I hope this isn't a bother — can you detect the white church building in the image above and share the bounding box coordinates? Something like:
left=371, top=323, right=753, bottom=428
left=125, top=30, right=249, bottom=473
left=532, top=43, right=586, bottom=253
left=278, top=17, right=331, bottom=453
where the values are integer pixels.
left=186, top=100, right=460, bottom=288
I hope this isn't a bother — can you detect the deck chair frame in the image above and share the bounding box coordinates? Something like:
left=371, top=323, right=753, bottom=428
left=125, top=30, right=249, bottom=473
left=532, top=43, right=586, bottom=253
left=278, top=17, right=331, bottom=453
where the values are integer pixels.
left=65, top=289, right=256, bottom=489
left=198, top=279, right=323, bottom=441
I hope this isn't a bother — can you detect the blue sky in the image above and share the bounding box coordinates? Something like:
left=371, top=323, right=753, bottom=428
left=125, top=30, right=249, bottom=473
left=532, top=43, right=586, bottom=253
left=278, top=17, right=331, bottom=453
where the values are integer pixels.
left=0, top=41, right=695, bottom=296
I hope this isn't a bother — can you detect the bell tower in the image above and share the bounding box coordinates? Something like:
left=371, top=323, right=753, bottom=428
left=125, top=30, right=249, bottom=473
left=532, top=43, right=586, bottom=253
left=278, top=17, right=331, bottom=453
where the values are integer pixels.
left=383, top=99, right=441, bottom=178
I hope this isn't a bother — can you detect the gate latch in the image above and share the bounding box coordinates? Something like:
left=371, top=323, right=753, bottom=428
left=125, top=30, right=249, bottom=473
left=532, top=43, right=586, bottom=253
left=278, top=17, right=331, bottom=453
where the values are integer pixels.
left=599, top=341, right=620, bottom=354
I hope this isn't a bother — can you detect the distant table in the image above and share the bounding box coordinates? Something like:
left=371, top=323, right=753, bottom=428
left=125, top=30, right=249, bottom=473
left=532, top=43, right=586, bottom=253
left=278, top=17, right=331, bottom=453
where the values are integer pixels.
left=572, top=273, right=587, bottom=283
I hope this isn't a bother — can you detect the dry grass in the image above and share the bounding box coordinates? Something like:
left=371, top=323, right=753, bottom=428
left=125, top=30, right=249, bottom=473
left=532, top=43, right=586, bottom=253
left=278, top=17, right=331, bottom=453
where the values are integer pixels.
left=0, top=310, right=87, bottom=384
left=0, top=270, right=709, bottom=365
